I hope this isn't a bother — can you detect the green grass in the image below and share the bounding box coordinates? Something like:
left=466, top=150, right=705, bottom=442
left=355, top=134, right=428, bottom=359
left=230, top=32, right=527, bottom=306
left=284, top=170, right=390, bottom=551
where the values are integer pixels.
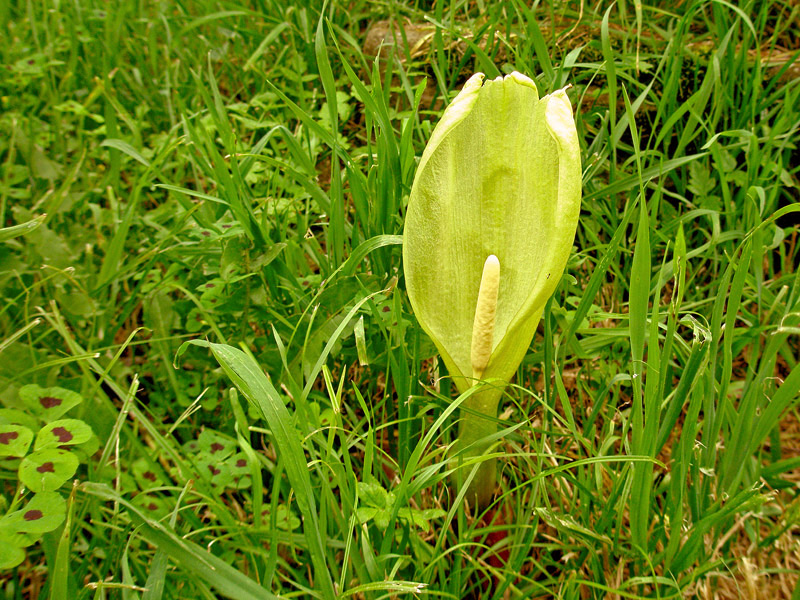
left=1, top=0, right=799, bottom=598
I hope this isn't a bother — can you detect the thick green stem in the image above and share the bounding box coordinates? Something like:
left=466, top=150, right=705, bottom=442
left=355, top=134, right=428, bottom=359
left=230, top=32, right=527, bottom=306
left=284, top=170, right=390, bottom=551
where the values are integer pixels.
left=451, top=387, right=501, bottom=508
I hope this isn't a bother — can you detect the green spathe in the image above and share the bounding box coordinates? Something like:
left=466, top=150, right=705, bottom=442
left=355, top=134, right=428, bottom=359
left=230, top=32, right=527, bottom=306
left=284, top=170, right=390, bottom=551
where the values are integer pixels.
left=403, top=72, right=582, bottom=506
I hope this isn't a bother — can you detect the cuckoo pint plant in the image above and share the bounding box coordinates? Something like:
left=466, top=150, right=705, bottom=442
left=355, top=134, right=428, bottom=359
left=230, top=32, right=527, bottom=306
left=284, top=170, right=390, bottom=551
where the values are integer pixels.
left=403, top=72, right=582, bottom=507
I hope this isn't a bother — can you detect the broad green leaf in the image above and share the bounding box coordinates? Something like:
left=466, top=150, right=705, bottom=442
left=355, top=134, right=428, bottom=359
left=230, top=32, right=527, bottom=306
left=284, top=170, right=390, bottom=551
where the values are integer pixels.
left=260, top=504, right=300, bottom=531
left=397, top=507, right=445, bottom=532
left=356, top=506, right=379, bottom=524
left=19, top=385, right=83, bottom=421
left=226, top=452, right=252, bottom=489
left=403, top=72, right=582, bottom=395
left=132, top=457, right=168, bottom=489
left=34, top=419, right=93, bottom=451
left=0, top=517, right=37, bottom=549
left=0, top=424, right=34, bottom=458
left=0, top=543, right=25, bottom=570
left=132, top=494, right=170, bottom=519
left=194, top=452, right=234, bottom=488
left=4, top=491, right=66, bottom=535
left=19, top=449, right=79, bottom=492
left=196, top=429, right=236, bottom=459
left=358, top=480, right=391, bottom=508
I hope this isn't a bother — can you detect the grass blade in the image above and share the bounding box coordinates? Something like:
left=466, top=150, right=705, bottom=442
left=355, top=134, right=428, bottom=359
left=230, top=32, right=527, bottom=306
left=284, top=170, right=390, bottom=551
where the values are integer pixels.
left=182, top=341, right=337, bottom=600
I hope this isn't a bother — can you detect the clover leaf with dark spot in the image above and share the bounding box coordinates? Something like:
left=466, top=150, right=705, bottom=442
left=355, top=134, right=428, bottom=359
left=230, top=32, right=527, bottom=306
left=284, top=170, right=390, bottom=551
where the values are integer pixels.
left=19, top=449, right=79, bottom=492
left=195, top=429, right=235, bottom=460
left=132, top=494, right=168, bottom=519
left=34, top=419, right=93, bottom=451
left=0, top=425, right=33, bottom=458
left=3, top=491, right=66, bottom=536
left=195, top=452, right=233, bottom=488
left=227, top=452, right=252, bottom=489
left=19, top=385, right=82, bottom=421
left=132, top=457, right=168, bottom=490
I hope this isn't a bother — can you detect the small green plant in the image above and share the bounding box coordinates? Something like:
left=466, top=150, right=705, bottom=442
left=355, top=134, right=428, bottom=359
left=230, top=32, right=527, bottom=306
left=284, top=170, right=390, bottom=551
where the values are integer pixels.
left=403, top=72, right=582, bottom=507
left=356, top=477, right=445, bottom=532
left=0, top=385, right=97, bottom=569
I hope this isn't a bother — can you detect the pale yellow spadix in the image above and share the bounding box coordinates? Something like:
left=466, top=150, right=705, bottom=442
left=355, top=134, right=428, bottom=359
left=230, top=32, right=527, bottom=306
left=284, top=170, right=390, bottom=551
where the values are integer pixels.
left=471, top=255, right=500, bottom=382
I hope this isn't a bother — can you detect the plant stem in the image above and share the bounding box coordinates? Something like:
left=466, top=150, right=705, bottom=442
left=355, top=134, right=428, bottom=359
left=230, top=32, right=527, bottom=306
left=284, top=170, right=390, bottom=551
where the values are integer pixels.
left=452, top=387, right=501, bottom=509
